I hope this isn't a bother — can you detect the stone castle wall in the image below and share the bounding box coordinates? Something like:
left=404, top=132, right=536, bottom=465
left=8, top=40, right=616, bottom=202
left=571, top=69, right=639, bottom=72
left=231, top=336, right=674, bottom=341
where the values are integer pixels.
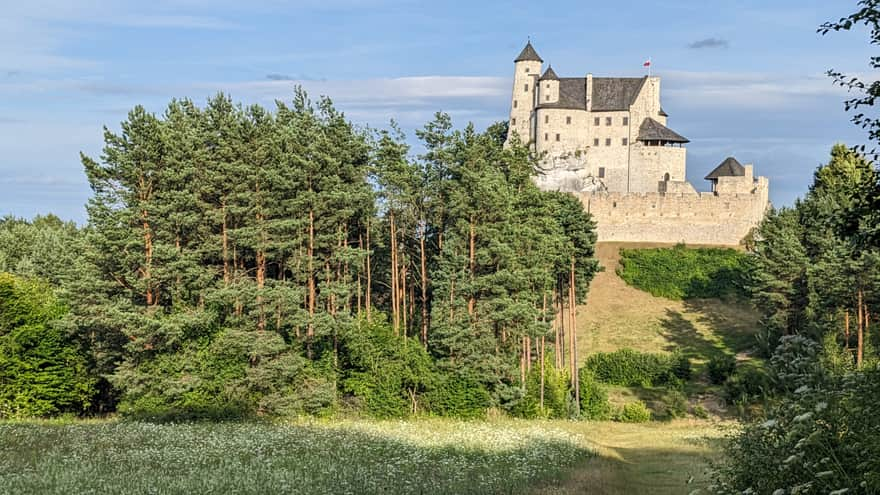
left=578, top=179, right=770, bottom=245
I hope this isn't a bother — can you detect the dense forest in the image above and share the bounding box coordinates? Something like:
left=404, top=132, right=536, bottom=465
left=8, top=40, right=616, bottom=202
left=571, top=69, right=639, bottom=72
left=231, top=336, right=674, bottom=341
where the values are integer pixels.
left=0, top=91, right=599, bottom=420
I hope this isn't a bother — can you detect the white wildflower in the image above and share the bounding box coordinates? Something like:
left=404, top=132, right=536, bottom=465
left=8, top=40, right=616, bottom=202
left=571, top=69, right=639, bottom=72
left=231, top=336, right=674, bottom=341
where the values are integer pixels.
left=793, top=412, right=813, bottom=422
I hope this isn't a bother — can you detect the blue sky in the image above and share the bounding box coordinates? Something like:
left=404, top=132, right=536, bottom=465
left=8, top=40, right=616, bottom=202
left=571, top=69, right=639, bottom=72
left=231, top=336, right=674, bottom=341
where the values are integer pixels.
left=0, top=0, right=875, bottom=223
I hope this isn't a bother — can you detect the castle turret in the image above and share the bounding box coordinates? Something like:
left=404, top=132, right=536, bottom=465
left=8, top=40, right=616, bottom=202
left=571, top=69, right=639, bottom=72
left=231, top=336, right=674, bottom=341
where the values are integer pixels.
left=538, top=66, right=559, bottom=104
left=508, top=41, right=543, bottom=144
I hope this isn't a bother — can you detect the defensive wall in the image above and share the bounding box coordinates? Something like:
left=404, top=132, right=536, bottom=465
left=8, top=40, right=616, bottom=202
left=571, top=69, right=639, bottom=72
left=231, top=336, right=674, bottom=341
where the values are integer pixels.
left=578, top=177, right=770, bottom=245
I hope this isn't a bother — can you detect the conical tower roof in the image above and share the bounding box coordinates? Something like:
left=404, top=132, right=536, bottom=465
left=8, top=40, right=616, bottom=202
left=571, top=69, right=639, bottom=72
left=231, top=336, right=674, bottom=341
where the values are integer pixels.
left=539, top=66, right=559, bottom=80
left=705, top=157, right=745, bottom=180
left=514, top=41, right=543, bottom=63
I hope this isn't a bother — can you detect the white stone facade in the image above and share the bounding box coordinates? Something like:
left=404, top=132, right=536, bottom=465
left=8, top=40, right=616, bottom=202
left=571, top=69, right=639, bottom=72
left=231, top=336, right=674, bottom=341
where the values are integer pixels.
left=505, top=41, right=771, bottom=246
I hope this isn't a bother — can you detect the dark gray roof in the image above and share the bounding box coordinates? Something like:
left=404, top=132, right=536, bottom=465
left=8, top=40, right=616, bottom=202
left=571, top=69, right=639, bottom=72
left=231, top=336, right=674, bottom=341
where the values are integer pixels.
left=659, top=108, right=668, bottom=117
left=514, top=42, right=543, bottom=63
left=539, top=66, right=559, bottom=81
left=591, top=77, right=647, bottom=111
left=536, top=78, right=587, bottom=110
left=637, top=117, right=689, bottom=143
left=705, top=157, right=745, bottom=180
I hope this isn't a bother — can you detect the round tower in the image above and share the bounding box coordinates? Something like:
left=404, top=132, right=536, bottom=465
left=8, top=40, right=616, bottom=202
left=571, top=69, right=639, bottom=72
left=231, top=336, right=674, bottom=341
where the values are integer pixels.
left=507, top=41, right=543, bottom=145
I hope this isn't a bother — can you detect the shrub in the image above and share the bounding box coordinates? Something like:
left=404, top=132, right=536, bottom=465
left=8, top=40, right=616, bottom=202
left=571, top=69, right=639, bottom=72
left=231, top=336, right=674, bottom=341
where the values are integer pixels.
left=711, top=365, right=880, bottom=494
left=512, top=360, right=571, bottom=419
left=616, top=245, right=750, bottom=300
left=584, top=348, right=688, bottom=387
left=0, top=273, right=96, bottom=418
left=616, top=401, right=651, bottom=423
left=723, top=366, right=770, bottom=405
left=707, top=354, right=737, bottom=384
left=578, top=368, right=612, bottom=420
left=425, top=372, right=491, bottom=419
left=342, top=320, right=436, bottom=418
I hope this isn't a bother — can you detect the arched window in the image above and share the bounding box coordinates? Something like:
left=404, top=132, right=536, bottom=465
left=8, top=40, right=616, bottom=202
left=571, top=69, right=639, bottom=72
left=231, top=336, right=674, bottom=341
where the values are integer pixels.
left=664, top=172, right=670, bottom=181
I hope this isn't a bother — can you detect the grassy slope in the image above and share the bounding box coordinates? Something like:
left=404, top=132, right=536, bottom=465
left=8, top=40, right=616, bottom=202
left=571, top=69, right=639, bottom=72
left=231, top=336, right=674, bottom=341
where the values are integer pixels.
left=578, top=242, right=758, bottom=368
left=548, top=242, right=758, bottom=493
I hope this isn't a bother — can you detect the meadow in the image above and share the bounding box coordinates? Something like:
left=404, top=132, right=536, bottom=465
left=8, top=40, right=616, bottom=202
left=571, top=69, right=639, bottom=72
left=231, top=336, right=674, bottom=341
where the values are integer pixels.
left=0, top=418, right=726, bottom=495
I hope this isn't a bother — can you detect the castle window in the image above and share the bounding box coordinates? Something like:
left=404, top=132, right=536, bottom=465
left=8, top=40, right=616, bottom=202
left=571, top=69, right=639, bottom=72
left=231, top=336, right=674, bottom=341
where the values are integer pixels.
left=622, top=138, right=628, bottom=146
left=605, top=117, right=612, bottom=126
left=544, top=115, right=549, bottom=124
left=555, top=133, right=560, bottom=141
left=546, top=95, right=550, bottom=101
left=524, top=84, right=528, bottom=92
left=566, top=116, right=571, bottom=124
left=544, top=133, right=549, bottom=141
left=594, top=117, right=600, bottom=126
left=513, top=100, right=518, bottom=108
left=605, top=138, right=611, bottom=146
left=525, top=68, right=530, bottom=73
left=623, top=117, right=629, bottom=125
left=593, top=138, right=599, bottom=146
left=511, top=118, right=516, bottom=126
left=598, top=167, right=605, bottom=178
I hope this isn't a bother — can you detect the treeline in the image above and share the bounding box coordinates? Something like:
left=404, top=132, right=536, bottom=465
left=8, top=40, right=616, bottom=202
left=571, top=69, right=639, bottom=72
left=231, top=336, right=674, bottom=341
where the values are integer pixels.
left=0, top=90, right=599, bottom=419
left=712, top=144, right=880, bottom=493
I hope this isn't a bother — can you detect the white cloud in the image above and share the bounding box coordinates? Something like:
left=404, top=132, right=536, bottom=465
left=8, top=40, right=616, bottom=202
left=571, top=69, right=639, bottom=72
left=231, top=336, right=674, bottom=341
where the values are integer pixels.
left=663, top=69, right=857, bottom=108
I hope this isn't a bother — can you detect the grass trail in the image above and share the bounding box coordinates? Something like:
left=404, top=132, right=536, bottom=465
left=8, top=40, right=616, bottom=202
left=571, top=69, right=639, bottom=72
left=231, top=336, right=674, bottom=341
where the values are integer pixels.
left=535, top=420, right=729, bottom=495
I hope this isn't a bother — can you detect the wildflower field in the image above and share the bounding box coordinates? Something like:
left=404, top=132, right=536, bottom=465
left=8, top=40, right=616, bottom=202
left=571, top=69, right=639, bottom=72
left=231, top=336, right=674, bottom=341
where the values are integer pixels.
left=0, top=419, right=592, bottom=495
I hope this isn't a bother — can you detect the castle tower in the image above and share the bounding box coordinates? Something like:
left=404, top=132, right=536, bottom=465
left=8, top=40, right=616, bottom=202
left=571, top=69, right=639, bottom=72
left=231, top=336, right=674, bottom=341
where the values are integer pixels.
left=538, top=66, right=559, bottom=104
left=508, top=41, right=543, bottom=144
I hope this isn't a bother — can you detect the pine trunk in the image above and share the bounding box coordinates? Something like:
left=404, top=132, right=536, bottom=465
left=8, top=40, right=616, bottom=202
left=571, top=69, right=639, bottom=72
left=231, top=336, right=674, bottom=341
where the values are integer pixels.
left=570, top=257, right=580, bottom=412
left=857, top=289, right=864, bottom=368
left=468, top=216, right=476, bottom=320
left=366, top=220, right=372, bottom=322
left=419, top=226, right=429, bottom=348
left=390, top=211, right=399, bottom=335
left=307, top=208, right=316, bottom=340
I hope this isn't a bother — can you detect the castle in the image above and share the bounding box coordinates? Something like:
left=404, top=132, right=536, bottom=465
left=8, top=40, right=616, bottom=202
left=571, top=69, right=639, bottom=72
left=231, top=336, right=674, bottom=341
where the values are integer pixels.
left=506, top=41, right=770, bottom=246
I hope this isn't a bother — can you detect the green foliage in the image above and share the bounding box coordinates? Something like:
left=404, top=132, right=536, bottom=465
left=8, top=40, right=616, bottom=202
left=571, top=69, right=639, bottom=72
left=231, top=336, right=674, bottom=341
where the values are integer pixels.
left=342, top=319, right=436, bottom=418
left=707, top=354, right=737, bottom=384
left=723, top=366, right=770, bottom=405
left=424, top=371, right=491, bottom=419
left=712, top=364, right=880, bottom=494
left=577, top=368, right=612, bottom=420
left=584, top=348, right=690, bottom=387
left=0, top=273, right=95, bottom=418
left=512, top=360, right=571, bottom=419
left=615, top=401, right=652, bottom=423
left=617, top=245, right=749, bottom=300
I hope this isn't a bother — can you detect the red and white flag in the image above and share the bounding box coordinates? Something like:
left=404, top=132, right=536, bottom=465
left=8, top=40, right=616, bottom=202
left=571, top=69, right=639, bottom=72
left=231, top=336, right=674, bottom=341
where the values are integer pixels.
left=643, top=58, right=651, bottom=67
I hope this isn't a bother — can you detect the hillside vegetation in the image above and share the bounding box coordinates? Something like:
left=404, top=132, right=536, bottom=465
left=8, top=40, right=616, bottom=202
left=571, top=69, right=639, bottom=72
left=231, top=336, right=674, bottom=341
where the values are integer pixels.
left=617, top=245, right=749, bottom=300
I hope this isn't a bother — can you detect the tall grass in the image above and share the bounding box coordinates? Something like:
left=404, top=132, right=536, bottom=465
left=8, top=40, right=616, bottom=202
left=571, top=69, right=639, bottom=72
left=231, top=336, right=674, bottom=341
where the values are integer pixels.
left=0, top=420, right=591, bottom=494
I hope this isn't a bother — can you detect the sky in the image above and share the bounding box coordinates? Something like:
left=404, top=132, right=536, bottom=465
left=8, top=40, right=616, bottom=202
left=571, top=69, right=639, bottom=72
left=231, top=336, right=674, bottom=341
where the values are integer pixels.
left=0, top=0, right=876, bottom=223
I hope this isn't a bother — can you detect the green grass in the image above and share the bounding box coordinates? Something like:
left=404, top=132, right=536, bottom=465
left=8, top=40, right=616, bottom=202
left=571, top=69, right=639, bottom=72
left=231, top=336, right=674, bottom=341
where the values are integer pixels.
left=0, top=418, right=729, bottom=495
left=0, top=419, right=591, bottom=495
left=616, top=245, right=749, bottom=300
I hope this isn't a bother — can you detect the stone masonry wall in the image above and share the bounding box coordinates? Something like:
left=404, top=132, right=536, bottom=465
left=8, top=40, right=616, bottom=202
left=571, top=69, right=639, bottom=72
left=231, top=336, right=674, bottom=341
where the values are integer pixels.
left=578, top=182, right=770, bottom=245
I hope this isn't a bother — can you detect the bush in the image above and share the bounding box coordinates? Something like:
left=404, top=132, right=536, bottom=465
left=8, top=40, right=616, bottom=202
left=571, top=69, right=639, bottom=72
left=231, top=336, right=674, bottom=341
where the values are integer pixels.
left=723, top=366, right=770, bottom=405
left=425, top=371, right=491, bottom=419
left=0, top=273, right=96, bottom=418
left=707, top=354, right=737, bottom=384
left=578, top=368, right=612, bottom=420
left=616, top=401, right=651, bottom=423
left=584, top=348, right=689, bottom=387
left=511, top=360, right=571, bottom=419
left=342, top=319, right=436, bottom=418
left=617, top=245, right=750, bottom=300
left=711, top=365, right=880, bottom=494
